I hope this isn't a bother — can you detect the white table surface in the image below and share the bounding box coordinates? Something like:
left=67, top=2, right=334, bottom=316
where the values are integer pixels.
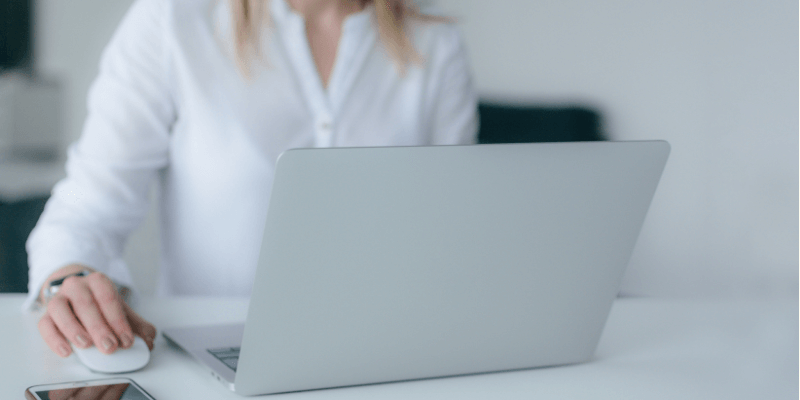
left=2, top=294, right=796, bottom=399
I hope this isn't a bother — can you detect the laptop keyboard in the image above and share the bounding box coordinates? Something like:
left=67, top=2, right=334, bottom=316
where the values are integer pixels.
left=207, top=347, right=240, bottom=371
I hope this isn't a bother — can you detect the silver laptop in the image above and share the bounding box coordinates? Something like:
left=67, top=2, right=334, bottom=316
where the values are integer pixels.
left=163, top=141, right=670, bottom=395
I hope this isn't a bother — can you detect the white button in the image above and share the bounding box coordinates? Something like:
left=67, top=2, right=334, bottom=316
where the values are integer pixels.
left=319, top=122, right=332, bottom=131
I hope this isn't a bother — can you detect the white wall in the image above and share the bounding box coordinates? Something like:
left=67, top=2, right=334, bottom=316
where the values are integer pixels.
left=35, top=0, right=798, bottom=298
left=435, top=0, right=798, bottom=297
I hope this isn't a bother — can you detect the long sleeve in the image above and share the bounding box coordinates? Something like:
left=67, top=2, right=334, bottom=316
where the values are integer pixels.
left=424, top=25, right=479, bottom=146
left=24, top=0, right=176, bottom=310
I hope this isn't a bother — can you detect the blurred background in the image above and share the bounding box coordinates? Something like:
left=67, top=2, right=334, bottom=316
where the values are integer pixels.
left=0, top=0, right=797, bottom=299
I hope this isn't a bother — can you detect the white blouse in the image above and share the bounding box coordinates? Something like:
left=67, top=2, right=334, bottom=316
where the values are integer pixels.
left=24, top=0, right=478, bottom=309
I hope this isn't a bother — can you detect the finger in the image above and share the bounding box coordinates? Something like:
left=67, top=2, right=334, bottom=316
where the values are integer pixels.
left=60, top=277, right=119, bottom=354
left=47, top=295, right=92, bottom=349
left=68, top=385, right=105, bottom=400
left=99, top=383, right=128, bottom=400
left=38, top=314, right=72, bottom=358
left=86, top=273, right=134, bottom=349
left=124, top=302, right=157, bottom=350
left=46, top=387, right=77, bottom=400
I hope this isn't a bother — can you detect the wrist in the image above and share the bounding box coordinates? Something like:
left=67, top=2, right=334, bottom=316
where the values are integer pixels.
left=39, top=265, right=96, bottom=304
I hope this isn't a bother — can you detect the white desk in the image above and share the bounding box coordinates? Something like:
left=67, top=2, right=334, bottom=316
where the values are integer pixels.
left=2, top=294, right=796, bottom=399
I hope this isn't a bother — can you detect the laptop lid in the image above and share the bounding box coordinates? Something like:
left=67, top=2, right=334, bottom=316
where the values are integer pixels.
left=235, top=141, right=670, bottom=395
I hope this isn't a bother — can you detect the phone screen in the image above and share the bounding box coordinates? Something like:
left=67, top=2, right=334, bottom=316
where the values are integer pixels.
left=32, top=382, right=151, bottom=400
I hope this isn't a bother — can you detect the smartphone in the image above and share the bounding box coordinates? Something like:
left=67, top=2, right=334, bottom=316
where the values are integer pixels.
left=25, top=378, right=155, bottom=400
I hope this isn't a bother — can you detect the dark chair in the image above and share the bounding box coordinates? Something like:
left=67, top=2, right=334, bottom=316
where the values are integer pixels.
left=0, top=196, right=47, bottom=292
left=478, top=102, right=604, bottom=144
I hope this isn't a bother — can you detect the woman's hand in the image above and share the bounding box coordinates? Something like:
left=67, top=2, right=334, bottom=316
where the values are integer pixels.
left=37, top=264, right=156, bottom=357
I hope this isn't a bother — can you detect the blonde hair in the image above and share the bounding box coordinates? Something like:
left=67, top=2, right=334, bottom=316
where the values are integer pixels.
left=229, top=0, right=444, bottom=77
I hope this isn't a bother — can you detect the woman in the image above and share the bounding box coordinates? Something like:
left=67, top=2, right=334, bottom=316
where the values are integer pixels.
left=26, top=0, right=477, bottom=358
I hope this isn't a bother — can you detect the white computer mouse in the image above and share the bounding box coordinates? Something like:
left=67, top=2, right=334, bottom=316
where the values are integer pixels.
left=72, top=336, right=151, bottom=373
